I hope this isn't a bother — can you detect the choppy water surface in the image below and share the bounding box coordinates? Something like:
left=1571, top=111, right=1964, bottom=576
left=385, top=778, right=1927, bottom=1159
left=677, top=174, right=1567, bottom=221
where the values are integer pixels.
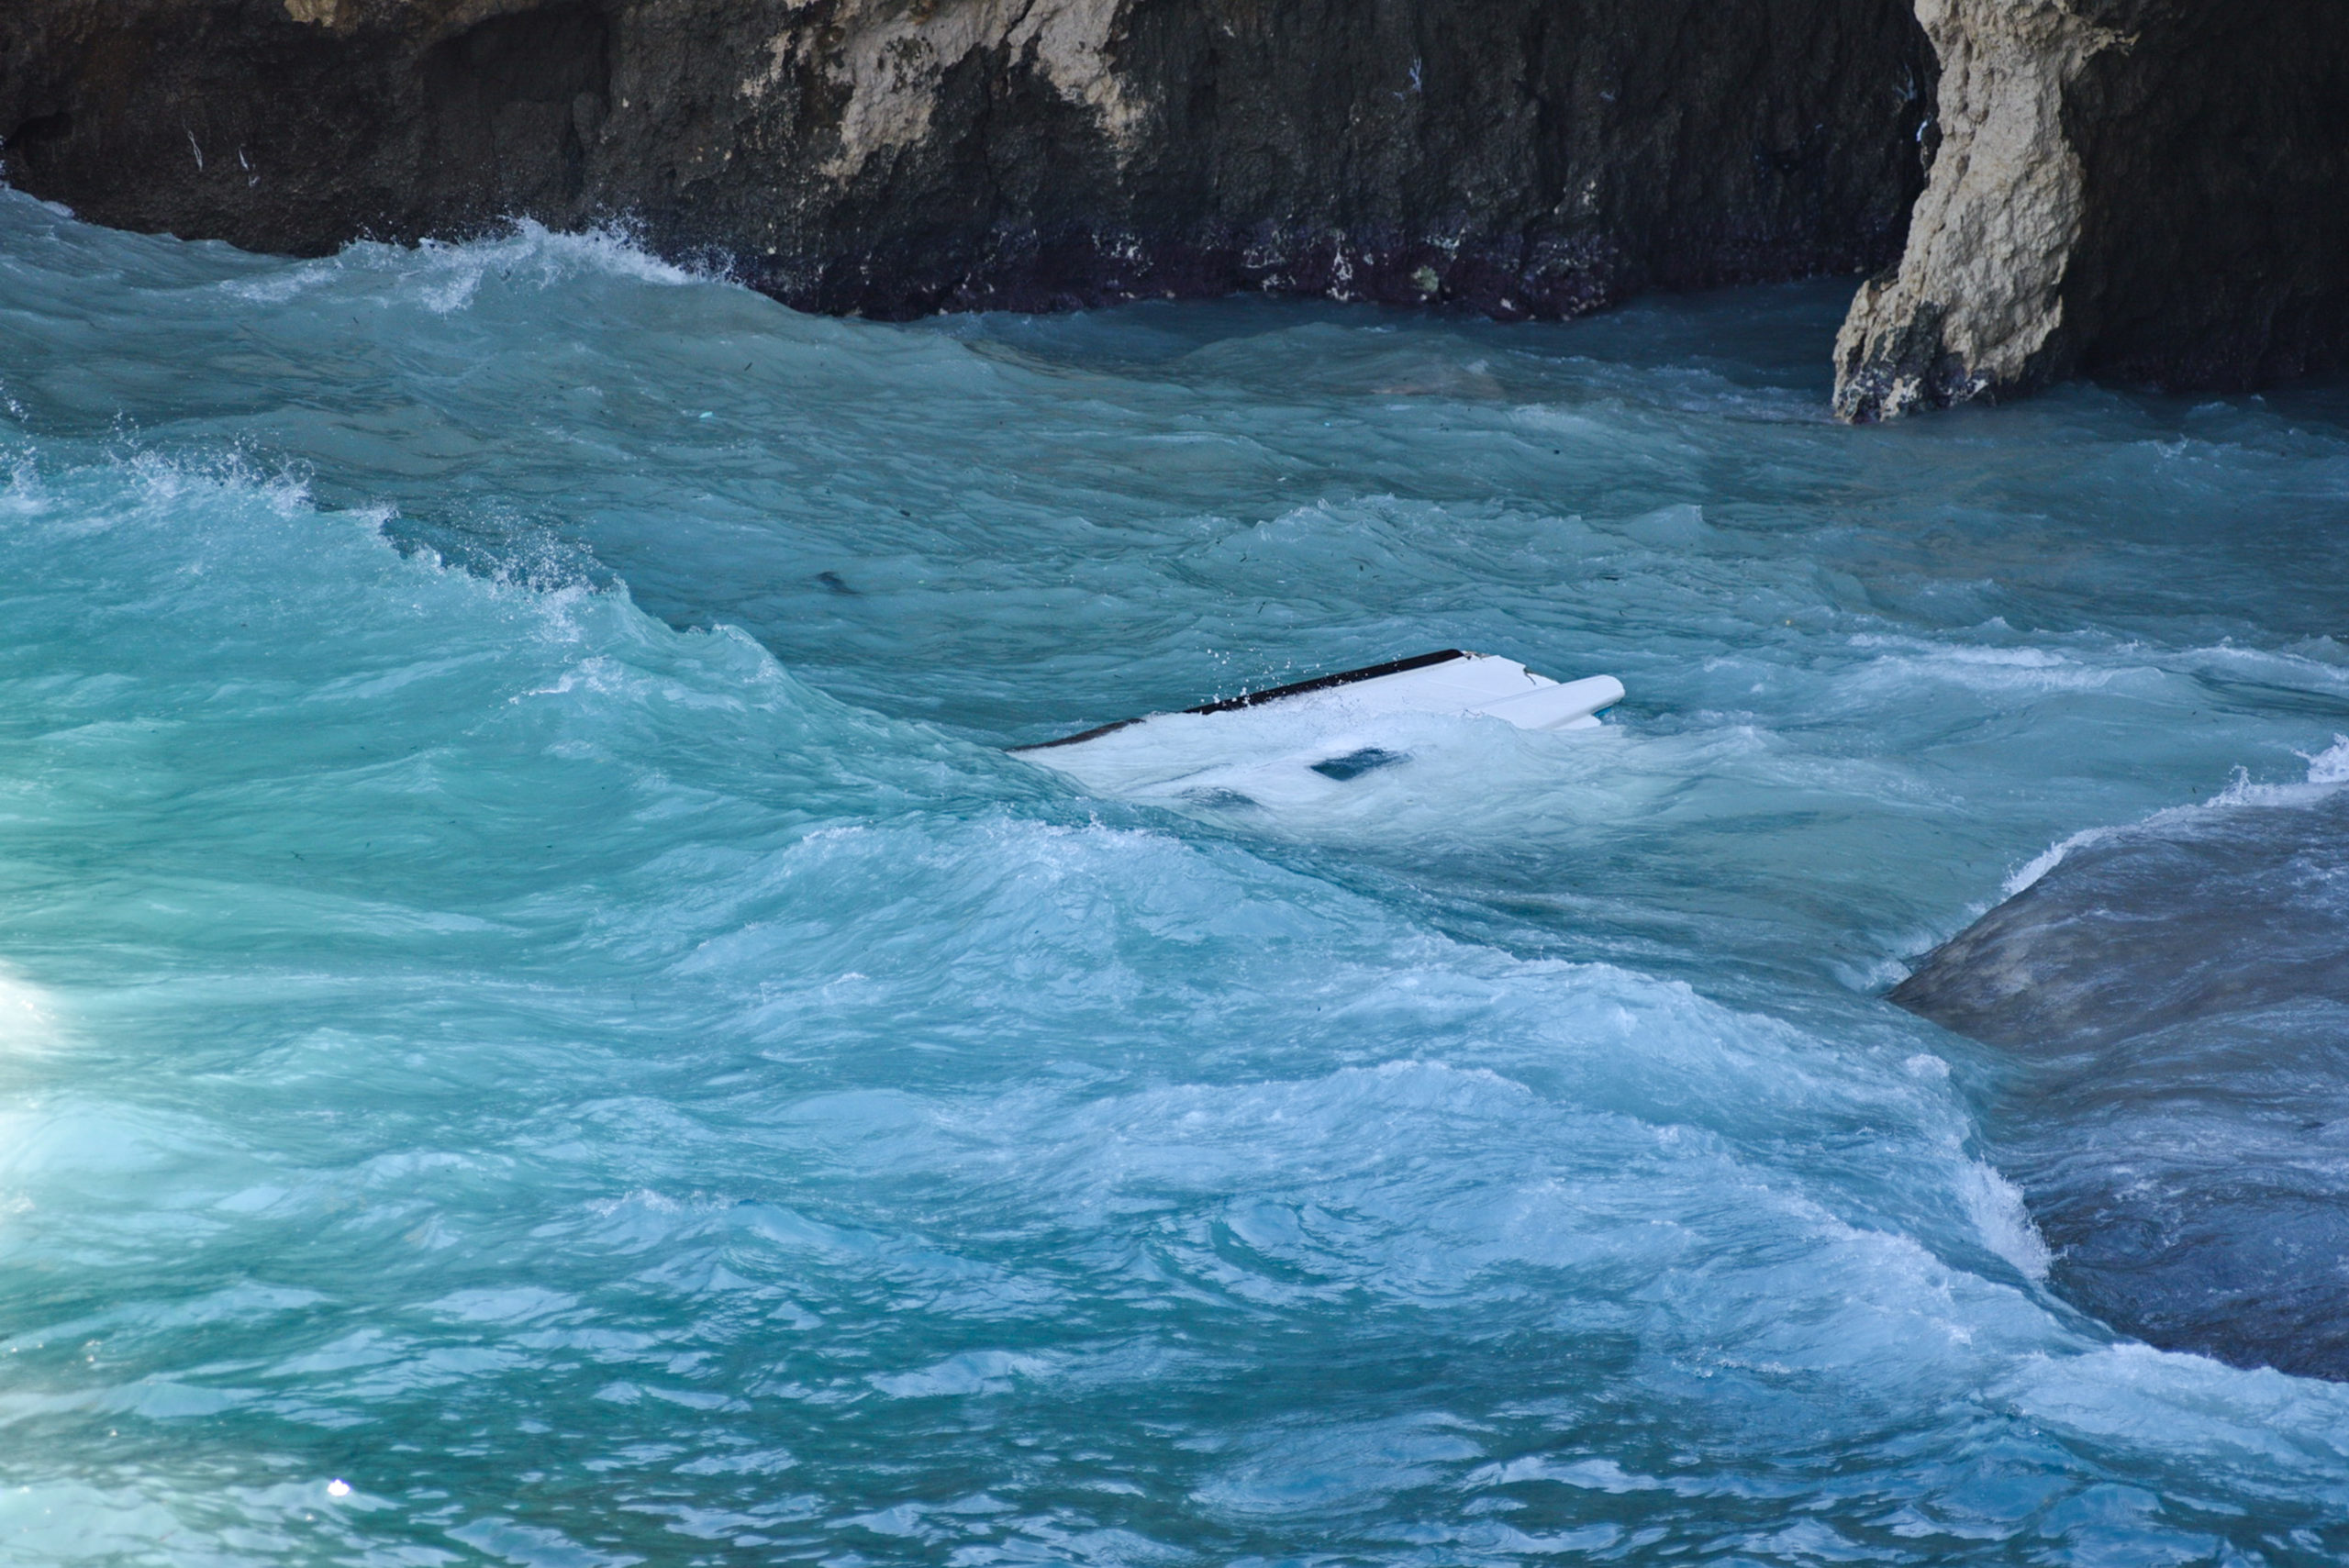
left=3, top=191, right=2349, bottom=1564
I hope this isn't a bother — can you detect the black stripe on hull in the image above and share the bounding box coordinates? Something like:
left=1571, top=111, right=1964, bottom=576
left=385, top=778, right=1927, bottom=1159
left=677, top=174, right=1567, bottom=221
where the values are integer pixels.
left=1008, top=650, right=1471, bottom=753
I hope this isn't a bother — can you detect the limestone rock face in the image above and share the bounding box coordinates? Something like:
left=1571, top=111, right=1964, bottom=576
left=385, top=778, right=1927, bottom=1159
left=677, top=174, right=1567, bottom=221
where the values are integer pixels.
left=1830, top=0, right=2111, bottom=420
left=1835, top=0, right=2349, bottom=419
left=0, top=0, right=1932, bottom=320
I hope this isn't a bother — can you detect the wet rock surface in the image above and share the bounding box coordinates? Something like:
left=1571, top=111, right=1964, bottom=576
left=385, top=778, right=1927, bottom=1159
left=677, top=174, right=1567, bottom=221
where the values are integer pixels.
left=0, top=0, right=1931, bottom=322
left=1895, top=786, right=2349, bottom=1379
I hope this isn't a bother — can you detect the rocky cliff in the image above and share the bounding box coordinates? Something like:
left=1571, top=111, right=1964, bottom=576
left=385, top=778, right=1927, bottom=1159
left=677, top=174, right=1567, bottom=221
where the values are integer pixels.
left=1834, top=0, right=2349, bottom=418
left=6, top=1, right=2343, bottom=409
left=0, top=0, right=1929, bottom=319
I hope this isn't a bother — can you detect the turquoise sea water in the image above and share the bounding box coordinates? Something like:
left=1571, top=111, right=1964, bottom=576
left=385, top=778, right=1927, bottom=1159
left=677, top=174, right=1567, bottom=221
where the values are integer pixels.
left=3, top=189, right=2349, bottom=1564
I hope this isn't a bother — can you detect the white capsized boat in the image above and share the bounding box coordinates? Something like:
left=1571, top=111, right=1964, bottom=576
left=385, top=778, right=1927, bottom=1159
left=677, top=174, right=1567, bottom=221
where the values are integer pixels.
left=1010, top=650, right=1623, bottom=802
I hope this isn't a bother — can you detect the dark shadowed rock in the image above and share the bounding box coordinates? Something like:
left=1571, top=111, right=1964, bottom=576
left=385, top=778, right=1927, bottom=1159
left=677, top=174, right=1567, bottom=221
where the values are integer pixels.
left=0, top=0, right=1932, bottom=323
left=1894, top=785, right=2349, bottom=1379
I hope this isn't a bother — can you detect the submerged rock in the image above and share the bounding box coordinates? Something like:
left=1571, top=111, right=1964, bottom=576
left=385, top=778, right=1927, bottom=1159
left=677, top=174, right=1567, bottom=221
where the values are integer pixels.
left=1894, top=784, right=2349, bottom=1379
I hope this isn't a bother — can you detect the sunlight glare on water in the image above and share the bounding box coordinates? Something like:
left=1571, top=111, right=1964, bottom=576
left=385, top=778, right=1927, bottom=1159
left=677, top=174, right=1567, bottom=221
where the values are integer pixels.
left=3, top=192, right=2349, bottom=1564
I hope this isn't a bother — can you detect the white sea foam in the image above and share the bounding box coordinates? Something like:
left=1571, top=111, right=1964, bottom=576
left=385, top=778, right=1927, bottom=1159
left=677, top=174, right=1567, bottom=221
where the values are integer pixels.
left=1957, top=1160, right=2053, bottom=1281
left=220, top=217, right=712, bottom=312
left=2008, top=732, right=2349, bottom=894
